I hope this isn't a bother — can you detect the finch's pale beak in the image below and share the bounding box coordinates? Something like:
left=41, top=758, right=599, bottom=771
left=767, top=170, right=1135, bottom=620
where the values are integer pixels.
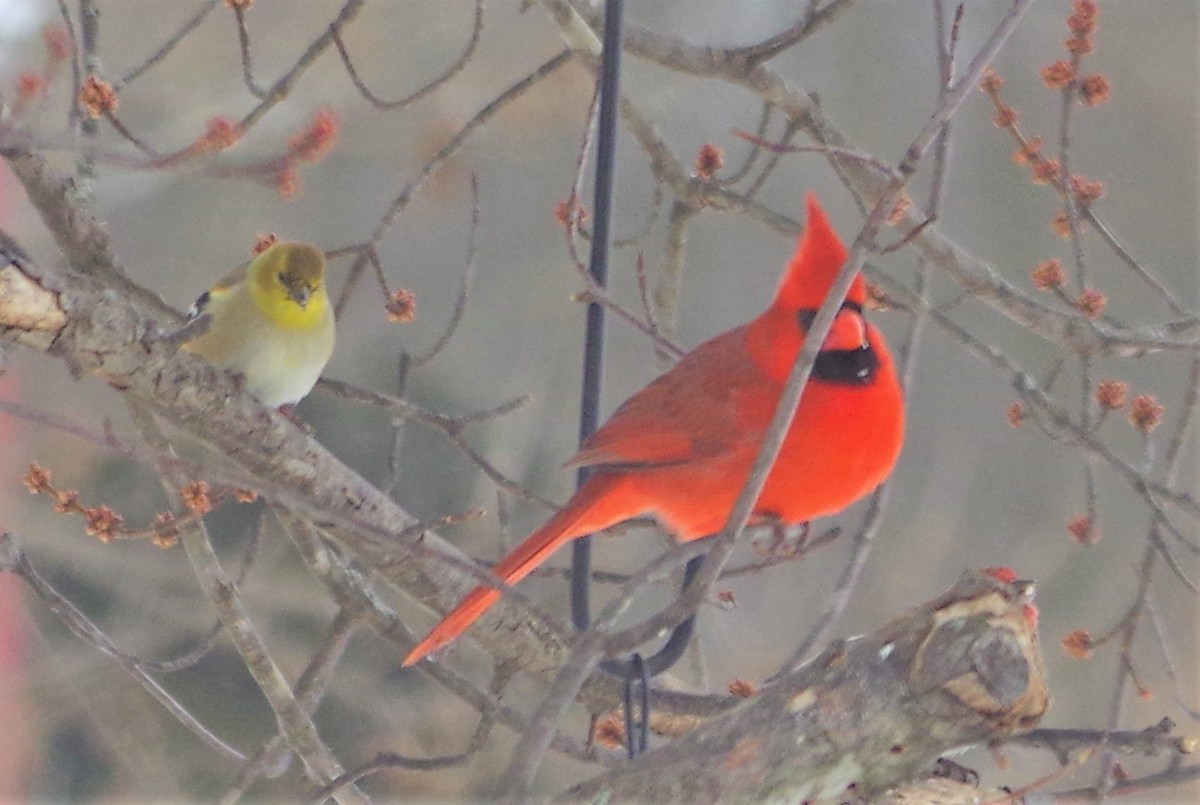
left=289, top=285, right=311, bottom=308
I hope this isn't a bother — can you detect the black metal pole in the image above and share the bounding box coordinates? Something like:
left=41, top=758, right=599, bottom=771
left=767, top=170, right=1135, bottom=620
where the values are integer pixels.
left=571, top=0, right=624, bottom=632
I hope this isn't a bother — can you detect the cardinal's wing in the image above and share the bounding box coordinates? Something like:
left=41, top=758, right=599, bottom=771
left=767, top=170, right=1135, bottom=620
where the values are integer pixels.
left=565, top=329, right=770, bottom=471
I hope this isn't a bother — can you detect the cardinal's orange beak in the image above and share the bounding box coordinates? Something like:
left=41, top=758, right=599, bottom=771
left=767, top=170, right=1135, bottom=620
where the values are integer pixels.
left=821, top=308, right=868, bottom=352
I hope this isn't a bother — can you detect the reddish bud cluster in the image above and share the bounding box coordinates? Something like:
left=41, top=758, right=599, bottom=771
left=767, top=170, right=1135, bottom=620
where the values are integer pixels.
left=22, top=462, right=204, bottom=547
left=553, top=199, right=587, bottom=229
left=591, top=714, right=625, bottom=750
left=1030, top=259, right=1065, bottom=291
left=198, top=116, right=242, bottom=152
left=1041, top=59, right=1076, bottom=90
left=1069, top=0, right=1098, bottom=32
left=1064, top=0, right=1098, bottom=56
left=17, top=73, right=44, bottom=104
left=1050, top=210, right=1075, bottom=238
left=1006, top=401, right=1026, bottom=428
left=992, top=106, right=1018, bottom=128
left=266, top=109, right=339, bottom=199
left=181, top=480, right=213, bottom=515
left=9, top=28, right=71, bottom=116
left=150, top=512, right=181, bottom=548
left=386, top=289, right=417, bottom=323
left=1074, top=287, right=1106, bottom=318
left=252, top=233, right=278, bottom=255
left=693, top=142, right=724, bottom=179
left=233, top=488, right=260, bottom=503
left=886, top=194, right=911, bottom=226
left=22, top=463, right=53, bottom=495
left=983, top=1, right=1109, bottom=218
left=275, top=165, right=299, bottom=199
left=1078, top=74, right=1111, bottom=106
left=978, top=68, right=1003, bottom=93
left=1070, top=175, right=1105, bottom=204
left=1067, top=515, right=1100, bottom=545
left=1030, top=157, right=1061, bottom=185
left=288, top=108, right=339, bottom=164
left=1128, top=394, right=1164, bottom=434
left=728, top=679, right=755, bottom=698
left=78, top=74, right=117, bottom=119
left=1095, top=379, right=1127, bottom=411
left=1064, top=34, right=1093, bottom=56
left=53, top=489, right=79, bottom=513
left=84, top=506, right=124, bottom=542
left=1012, top=136, right=1043, bottom=166
left=43, top=26, right=71, bottom=61
left=553, top=200, right=570, bottom=227
left=1061, top=628, right=1094, bottom=659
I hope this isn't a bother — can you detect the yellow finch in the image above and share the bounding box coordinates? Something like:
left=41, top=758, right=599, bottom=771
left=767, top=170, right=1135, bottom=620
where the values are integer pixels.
left=183, top=241, right=335, bottom=408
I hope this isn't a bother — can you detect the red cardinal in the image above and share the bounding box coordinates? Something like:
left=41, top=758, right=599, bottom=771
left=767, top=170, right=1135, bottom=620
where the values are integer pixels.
left=403, top=194, right=904, bottom=666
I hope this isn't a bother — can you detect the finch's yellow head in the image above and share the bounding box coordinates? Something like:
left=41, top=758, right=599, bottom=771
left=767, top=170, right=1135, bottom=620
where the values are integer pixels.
left=249, top=242, right=329, bottom=328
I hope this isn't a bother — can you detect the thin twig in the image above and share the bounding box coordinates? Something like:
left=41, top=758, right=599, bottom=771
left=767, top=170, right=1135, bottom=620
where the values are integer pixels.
left=116, top=0, right=221, bottom=89
left=369, top=49, right=572, bottom=243
left=873, top=273, right=1200, bottom=539
left=410, top=172, right=481, bottom=368
left=231, top=4, right=269, bottom=100
left=127, top=404, right=363, bottom=802
left=768, top=0, right=970, bottom=676
left=493, top=632, right=605, bottom=801
left=332, top=0, right=483, bottom=110
left=719, top=102, right=773, bottom=185
left=728, top=0, right=855, bottom=63
left=222, top=607, right=363, bottom=803
left=272, top=512, right=606, bottom=768
left=650, top=198, right=695, bottom=341
left=0, top=531, right=248, bottom=763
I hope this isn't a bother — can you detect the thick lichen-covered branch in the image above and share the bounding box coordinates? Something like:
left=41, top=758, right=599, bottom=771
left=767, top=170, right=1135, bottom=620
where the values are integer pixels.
left=563, top=569, right=1048, bottom=803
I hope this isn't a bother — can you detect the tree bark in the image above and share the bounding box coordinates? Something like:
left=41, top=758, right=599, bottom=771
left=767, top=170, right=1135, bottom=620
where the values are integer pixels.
left=562, top=569, right=1048, bottom=803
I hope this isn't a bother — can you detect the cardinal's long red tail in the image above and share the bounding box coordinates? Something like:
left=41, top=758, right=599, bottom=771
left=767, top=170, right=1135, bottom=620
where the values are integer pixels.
left=402, top=474, right=629, bottom=665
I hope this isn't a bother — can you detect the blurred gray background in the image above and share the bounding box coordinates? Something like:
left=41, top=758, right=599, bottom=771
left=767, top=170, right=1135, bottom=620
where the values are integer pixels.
left=0, top=0, right=1195, bottom=800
